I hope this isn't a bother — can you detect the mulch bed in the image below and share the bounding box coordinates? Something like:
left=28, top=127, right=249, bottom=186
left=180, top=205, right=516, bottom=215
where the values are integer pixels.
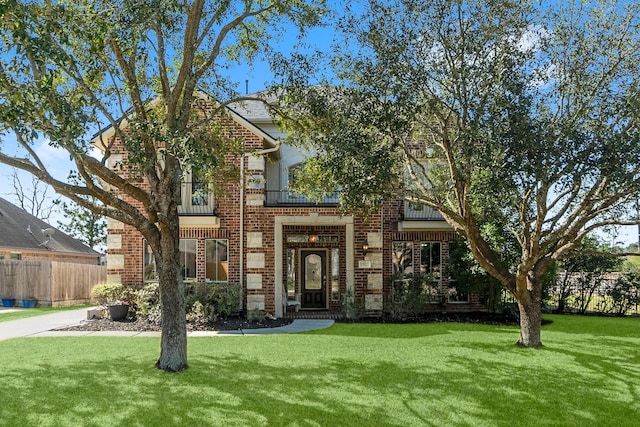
left=59, top=311, right=520, bottom=332
left=59, top=316, right=293, bottom=332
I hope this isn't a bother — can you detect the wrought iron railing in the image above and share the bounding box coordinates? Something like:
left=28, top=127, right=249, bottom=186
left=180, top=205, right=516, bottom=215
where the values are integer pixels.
left=264, top=190, right=339, bottom=206
left=177, top=182, right=217, bottom=215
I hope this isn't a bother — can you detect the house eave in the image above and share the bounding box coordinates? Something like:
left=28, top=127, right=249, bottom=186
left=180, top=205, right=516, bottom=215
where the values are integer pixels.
left=0, top=245, right=100, bottom=259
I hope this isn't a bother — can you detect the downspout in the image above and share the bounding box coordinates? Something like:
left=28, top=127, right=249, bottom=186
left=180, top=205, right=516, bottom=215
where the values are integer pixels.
left=240, top=139, right=281, bottom=310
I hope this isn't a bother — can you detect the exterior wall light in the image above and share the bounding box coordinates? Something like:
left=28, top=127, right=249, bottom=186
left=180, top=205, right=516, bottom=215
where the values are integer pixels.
left=362, top=240, right=369, bottom=255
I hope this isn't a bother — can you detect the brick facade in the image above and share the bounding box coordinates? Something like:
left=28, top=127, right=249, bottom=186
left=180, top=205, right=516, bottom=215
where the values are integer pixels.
left=105, top=104, right=486, bottom=317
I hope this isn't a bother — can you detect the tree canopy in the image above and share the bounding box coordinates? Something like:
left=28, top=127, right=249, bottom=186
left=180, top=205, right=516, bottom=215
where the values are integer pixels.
left=280, top=0, right=640, bottom=346
left=0, top=0, right=326, bottom=371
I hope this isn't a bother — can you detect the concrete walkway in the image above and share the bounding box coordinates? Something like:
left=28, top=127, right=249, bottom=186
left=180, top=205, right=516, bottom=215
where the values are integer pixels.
left=0, top=307, right=334, bottom=341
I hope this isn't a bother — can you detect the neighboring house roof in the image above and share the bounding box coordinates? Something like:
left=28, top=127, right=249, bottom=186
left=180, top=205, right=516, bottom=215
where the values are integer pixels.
left=0, top=197, right=99, bottom=256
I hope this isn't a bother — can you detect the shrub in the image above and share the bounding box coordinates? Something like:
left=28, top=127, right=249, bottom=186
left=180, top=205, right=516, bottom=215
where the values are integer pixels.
left=184, top=282, right=242, bottom=323
left=596, top=273, right=640, bottom=315
left=105, top=282, right=242, bottom=324
left=133, top=283, right=159, bottom=318
left=386, top=274, right=430, bottom=320
left=186, top=301, right=208, bottom=326
left=341, top=290, right=365, bottom=320
left=90, top=284, right=133, bottom=306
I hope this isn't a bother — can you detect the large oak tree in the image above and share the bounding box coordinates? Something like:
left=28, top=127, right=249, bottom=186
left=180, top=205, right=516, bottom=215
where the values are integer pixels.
left=0, top=0, right=324, bottom=372
left=281, top=0, right=640, bottom=346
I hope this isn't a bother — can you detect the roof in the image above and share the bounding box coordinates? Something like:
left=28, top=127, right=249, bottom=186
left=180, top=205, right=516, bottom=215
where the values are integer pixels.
left=227, top=91, right=278, bottom=123
left=0, top=197, right=99, bottom=256
left=90, top=92, right=278, bottom=150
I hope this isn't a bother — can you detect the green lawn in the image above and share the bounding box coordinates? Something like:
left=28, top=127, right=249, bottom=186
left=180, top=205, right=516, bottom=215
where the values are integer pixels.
left=0, top=315, right=638, bottom=426
left=624, top=255, right=640, bottom=269
left=0, top=305, right=90, bottom=323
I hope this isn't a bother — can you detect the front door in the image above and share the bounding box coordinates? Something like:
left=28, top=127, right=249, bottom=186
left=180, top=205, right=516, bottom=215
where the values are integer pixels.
left=301, top=250, right=327, bottom=309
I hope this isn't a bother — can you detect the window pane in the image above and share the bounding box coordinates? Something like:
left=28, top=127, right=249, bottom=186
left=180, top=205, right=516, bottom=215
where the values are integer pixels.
left=143, top=240, right=158, bottom=281
left=286, top=248, right=296, bottom=298
left=191, top=173, right=209, bottom=206
left=420, top=242, right=441, bottom=279
left=331, top=248, right=340, bottom=301
left=392, top=242, right=413, bottom=276
left=205, top=239, right=228, bottom=282
left=180, top=239, right=197, bottom=280
left=304, top=254, right=322, bottom=290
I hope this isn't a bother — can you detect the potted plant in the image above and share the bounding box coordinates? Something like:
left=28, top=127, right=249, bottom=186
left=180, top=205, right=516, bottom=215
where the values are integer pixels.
left=108, top=300, right=130, bottom=321
left=1, top=298, right=15, bottom=308
left=22, top=297, right=37, bottom=308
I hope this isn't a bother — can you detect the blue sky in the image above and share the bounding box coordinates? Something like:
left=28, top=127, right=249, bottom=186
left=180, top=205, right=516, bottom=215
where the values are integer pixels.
left=0, top=3, right=334, bottom=226
left=0, top=0, right=637, bottom=247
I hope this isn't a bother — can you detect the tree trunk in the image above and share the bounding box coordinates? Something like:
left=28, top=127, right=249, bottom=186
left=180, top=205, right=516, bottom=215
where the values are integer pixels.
left=515, top=274, right=543, bottom=347
left=155, top=216, right=188, bottom=372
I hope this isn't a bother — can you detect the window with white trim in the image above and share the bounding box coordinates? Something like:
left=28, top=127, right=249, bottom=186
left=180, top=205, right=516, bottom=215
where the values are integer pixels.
left=205, top=239, right=228, bottom=282
left=420, top=241, right=442, bottom=302
left=143, top=240, right=158, bottom=282
left=179, top=239, right=197, bottom=281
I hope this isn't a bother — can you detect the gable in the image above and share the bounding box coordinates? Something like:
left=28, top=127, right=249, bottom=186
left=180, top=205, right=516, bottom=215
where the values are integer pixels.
left=91, top=93, right=279, bottom=153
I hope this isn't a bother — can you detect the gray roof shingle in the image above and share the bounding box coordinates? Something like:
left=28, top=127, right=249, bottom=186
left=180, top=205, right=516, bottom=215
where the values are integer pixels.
left=0, top=197, right=99, bottom=255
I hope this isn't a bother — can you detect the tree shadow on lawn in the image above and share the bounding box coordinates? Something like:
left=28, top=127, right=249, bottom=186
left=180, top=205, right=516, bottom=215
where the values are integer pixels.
left=314, top=320, right=521, bottom=340
left=1, top=332, right=638, bottom=426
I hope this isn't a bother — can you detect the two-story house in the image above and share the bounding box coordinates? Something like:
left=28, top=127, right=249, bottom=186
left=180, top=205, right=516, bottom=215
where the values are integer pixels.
left=100, top=98, right=484, bottom=318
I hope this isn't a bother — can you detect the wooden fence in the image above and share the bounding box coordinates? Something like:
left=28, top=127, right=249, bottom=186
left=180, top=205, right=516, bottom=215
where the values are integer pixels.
left=0, top=260, right=106, bottom=307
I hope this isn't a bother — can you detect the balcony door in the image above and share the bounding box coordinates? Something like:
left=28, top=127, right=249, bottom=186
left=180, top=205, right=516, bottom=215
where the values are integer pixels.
left=301, top=250, right=327, bottom=309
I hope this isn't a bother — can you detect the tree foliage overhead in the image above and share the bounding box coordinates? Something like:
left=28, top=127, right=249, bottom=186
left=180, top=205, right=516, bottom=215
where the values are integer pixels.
left=281, top=0, right=640, bottom=346
left=0, top=0, right=326, bottom=372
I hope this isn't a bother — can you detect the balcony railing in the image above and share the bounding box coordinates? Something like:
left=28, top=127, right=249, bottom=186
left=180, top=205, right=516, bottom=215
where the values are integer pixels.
left=178, top=203, right=219, bottom=215
left=265, top=190, right=339, bottom=206
left=178, top=182, right=217, bottom=215
left=403, top=204, right=445, bottom=221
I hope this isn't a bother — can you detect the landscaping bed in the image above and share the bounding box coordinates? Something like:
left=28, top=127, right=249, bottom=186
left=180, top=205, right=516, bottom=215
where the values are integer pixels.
left=59, top=315, right=293, bottom=332
left=60, top=310, right=520, bottom=333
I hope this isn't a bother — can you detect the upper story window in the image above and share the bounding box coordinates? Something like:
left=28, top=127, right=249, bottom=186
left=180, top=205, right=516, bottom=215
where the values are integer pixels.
left=287, top=163, right=302, bottom=187
left=178, top=170, right=215, bottom=215
left=191, top=173, right=209, bottom=206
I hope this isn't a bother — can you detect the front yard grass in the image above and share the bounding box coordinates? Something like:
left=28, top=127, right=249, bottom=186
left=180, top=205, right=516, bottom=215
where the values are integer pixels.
left=0, top=314, right=638, bottom=426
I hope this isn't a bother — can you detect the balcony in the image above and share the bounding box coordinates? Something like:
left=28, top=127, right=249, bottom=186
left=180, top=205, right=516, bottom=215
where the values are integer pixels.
left=264, top=190, right=339, bottom=207
left=177, top=182, right=217, bottom=215
left=398, top=203, right=452, bottom=231
left=177, top=182, right=219, bottom=228
left=177, top=203, right=218, bottom=215
left=402, top=204, right=444, bottom=220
